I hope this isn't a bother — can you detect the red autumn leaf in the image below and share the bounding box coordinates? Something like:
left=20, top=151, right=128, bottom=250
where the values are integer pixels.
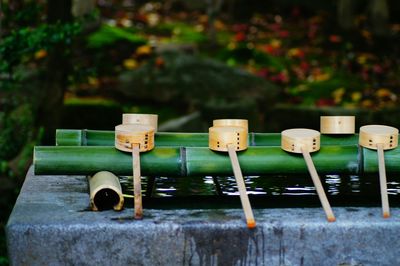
left=316, top=98, right=335, bottom=107
left=300, top=61, right=310, bottom=71
left=256, top=68, right=269, bottom=78
left=270, top=71, right=289, bottom=83
left=155, top=57, right=165, bottom=68
left=329, top=35, right=342, bottom=43
left=372, top=64, right=383, bottom=74
left=235, top=32, right=246, bottom=42
left=307, top=25, right=318, bottom=39
left=268, top=23, right=281, bottom=32
left=232, top=24, right=248, bottom=32
left=279, top=30, right=290, bottom=38
left=291, top=7, right=301, bottom=17
left=264, top=44, right=275, bottom=54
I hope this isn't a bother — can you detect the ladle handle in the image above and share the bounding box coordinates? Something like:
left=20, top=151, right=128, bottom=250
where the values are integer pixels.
left=132, top=143, right=143, bottom=219
left=301, top=147, right=336, bottom=222
left=227, top=144, right=256, bottom=229
left=377, top=143, right=390, bottom=218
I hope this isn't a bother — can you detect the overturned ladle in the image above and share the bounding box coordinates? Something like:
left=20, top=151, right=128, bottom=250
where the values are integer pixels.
left=213, top=119, right=248, bottom=131
left=320, top=116, right=355, bottom=134
left=123, top=113, right=158, bottom=132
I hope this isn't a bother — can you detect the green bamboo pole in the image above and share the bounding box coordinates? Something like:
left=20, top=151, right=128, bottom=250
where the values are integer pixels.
left=56, top=129, right=359, bottom=147
left=56, top=129, right=209, bottom=147
left=56, top=129, right=83, bottom=146
left=34, top=146, right=182, bottom=176
left=362, top=147, right=400, bottom=174
left=186, top=146, right=359, bottom=175
left=34, top=145, right=363, bottom=176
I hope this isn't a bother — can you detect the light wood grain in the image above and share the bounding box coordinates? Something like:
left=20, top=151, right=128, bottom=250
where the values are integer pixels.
left=281, top=128, right=320, bottom=154
left=213, top=119, right=248, bottom=130
left=359, top=125, right=398, bottom=150
left=301, top=146, right=336, bottom=222
left=115, top=123, right=156, bottom=220
left=209, top=126, right=247, bottom=152
left=89, top=171, right=124, bottom=211
left=227, top=144, right=256, bottom=229
left=320, top=116, right=355, bottom=134
left=122, top=114, right=158, bottom=131
left=377, top=143, right=390, bottom=218
left=115, top=124, right=155, bottom=152
left=132, top=143, right=143, bottom=219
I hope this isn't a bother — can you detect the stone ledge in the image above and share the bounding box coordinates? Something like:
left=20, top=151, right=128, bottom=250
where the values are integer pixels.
left=6, top=167, right=400, bottom=265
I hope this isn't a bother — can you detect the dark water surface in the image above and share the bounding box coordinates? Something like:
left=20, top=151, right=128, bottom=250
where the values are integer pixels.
left=120, top=175, right=400, bottom=209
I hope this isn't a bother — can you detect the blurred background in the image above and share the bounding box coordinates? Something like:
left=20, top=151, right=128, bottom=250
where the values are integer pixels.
left=1, top=0, right=400, bottom=263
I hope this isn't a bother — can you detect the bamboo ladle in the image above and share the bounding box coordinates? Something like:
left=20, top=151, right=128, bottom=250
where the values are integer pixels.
left=281, top=128, right=336, bottom=222
left=213, top=119, right=248, bottom=130
left=115, top=124, right=155, bottom=219
left=209, top=125, right=256, bottom=229
left=320, top=116, right=355, bottom=134
left=212, top=119, right=249, bottom=196
left=359, top=125, right=399, bottom=218
left=122, top=113, right=158, bottom=131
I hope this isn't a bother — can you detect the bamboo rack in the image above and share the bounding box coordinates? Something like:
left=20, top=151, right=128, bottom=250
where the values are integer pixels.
left=55, top=129, right=359, bottom=147
left=34, top=145, right=399, bottom=176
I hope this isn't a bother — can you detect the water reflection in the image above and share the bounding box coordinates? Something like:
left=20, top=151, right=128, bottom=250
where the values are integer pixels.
left=388, top=181, right=400, bottom=195
left=120, top=174, right=400, bottom=200
left=349, top=175, right=361, bottom=193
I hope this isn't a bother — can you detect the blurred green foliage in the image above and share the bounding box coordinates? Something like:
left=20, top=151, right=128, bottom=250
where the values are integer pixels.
left=0, top=3, right=84, bottom=262
left=87, top=24, right=146, bottom=48
left=1, top=1, right=45, bottom=28
left=117, top=51, right=277, bottom=129
left=0, top=104, right=34, bottom=161
left=118, top=51, right=277, bottom=104
left=0, top=21, right=81, bottom=167
left=148, top=22, right=207, bottom=43
left=288, top=72, right=364, bottom=104
left=0, top=23, right=81, bottom=80
left=217, top=44, right=287, bottom=71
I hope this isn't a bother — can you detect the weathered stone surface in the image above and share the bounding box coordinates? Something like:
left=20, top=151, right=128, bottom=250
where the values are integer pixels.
left=6, top=167, right=400, bottom=265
